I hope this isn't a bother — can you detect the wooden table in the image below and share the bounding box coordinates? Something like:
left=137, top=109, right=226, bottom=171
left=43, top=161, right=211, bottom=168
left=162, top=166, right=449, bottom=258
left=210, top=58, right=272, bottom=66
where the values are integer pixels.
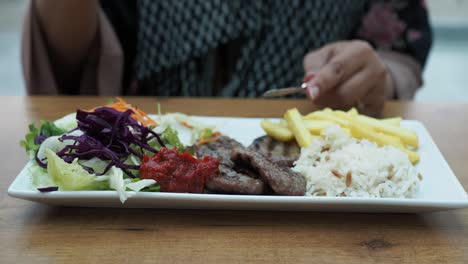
left=1, top=96, right=467, bottom=263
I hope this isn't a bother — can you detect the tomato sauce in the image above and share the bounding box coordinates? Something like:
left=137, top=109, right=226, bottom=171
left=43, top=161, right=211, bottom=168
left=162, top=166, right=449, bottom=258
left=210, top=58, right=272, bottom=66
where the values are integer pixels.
left=140, top=148, right=219, bottom=193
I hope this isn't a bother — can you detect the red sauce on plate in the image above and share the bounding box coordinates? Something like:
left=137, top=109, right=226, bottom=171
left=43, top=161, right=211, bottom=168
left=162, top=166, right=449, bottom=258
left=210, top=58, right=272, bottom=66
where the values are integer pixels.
left=140, top=148, right=219, bottom=193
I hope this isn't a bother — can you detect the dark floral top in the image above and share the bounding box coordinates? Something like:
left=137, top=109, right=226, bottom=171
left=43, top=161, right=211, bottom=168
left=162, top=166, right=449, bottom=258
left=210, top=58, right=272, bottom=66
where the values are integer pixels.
left=99, top=0, right=432, bottom=96
left=357, top=0, right=432, bottom=66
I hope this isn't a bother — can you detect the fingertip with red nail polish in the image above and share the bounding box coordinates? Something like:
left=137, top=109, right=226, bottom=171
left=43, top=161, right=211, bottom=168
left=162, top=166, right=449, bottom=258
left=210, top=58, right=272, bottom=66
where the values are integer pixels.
left=303, top=72, right=319, bottom=100
left=306, top=85, right=320, bottom=100
left=303, top=72, right=316, bottom=83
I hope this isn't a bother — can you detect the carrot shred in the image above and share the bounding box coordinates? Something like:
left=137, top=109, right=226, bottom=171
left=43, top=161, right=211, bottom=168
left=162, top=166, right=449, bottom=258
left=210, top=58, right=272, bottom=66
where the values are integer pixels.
left=196, top=130, right=221, bottom=146
left=90, top=97, right=158, bottom=127
left=180, top=121, right=194, bottom=129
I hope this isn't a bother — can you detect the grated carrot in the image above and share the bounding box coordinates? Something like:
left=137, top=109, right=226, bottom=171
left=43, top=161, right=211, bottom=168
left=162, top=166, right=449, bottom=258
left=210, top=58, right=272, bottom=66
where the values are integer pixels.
left=180, top=121, right=194, bottom=129
left=90, top=97, right=158, bottom=127
left=196, top=130, right=221, bottom=146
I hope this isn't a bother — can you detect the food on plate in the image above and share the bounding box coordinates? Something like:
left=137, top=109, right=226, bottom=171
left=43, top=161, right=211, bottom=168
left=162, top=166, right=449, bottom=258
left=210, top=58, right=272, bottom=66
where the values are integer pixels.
left=249, top=135, right=300, bottom=168
left=306, top=110, right=350, bottom=127
left=354, top=115, right=418, bottom=148
left=260, top=119, right=294, bottom=142
left=293, top=125, right=420, bottom=198
left=20, top=98, right=306, bottom=201
left=381, top=117, right=401, bottom=126
left=260, top=107, right=422, bottom=197
left=51, top=107, right=164, bottom=177
left=196, top=129, right=222, bottom=146
left=195, top=136, right=266, bottom=195
left=349, top=119, right=404, bottom=148
left=303, top=120, right=334, bottom=134
left=19, top=98, right=421, bottom=202
left=231, top=149, right=306, bottom=196
left=140, top=148, right=219, bottom=193
left=261, top=107, right=419, bottom=164
left=349, top=119, right=419, bottom=163
left=44, top=148, right=109, bottom=191
left=194, top=135, right=306, bottom=195
left=20, top=120, right=67, bottom=159
left=20, top=98, right=219, bottom=202
left=284, top=108, right=315, bottom=148
left=89, top=97, right=158, bottom=126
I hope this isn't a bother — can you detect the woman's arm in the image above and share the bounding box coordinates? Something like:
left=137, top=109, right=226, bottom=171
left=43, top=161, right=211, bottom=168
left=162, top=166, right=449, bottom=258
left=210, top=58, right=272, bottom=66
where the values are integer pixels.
left=302, top=0, right=432, bottom=116
left=355, top=0, right=432, bottom=99
left=34, top=0, right=99, bottom=89
left=23, top=0, right=124, bottom=95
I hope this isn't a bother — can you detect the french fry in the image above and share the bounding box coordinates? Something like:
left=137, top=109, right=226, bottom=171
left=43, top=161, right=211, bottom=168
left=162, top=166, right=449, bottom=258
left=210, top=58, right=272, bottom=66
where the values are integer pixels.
left=335, top=109, right=401, bottom=127
left=349, top=119, right=418, bottom=164
left=342, top=128, right=351, bottom=135
left=333, top=110, right=354, bottom=121
left=284, top=108, right=313, bottom=147
left=279, top=119, right=289, bottom=128
left=332, top=108, right=401, bottom=128
left=399, top=147, right=420, bottom=164
left=355, top=115, right=418, bottom=148
left=287, top=108, right=418, bottom=162
left=349, top=119, right=403, bottom=148
left=332, top=111, right=376, bottom=136
left=260, top=119, right=294, bottom=142
left=303, top=120, right=335, bottom=134
left=304, top=111, right=350, bottom=127
left=381, top=117, right=401, bottom=126
left=347, top=107, right=359, bottom=116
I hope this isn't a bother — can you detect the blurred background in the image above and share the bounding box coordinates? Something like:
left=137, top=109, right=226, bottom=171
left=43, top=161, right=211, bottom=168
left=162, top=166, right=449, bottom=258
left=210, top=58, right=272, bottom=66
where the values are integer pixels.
left=0, top=0, right=467, bottom=100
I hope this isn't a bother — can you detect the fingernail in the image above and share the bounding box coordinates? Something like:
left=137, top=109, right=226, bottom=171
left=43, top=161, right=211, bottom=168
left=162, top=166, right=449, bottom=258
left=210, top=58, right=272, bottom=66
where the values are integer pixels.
left=303, top=72, right=316, bottom=83
left=307, top=86, right=320, bottom=100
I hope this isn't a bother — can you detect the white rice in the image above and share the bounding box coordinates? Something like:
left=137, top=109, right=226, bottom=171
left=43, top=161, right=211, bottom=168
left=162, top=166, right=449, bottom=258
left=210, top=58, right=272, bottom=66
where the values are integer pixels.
left=292, top=125, right=420, bottom=198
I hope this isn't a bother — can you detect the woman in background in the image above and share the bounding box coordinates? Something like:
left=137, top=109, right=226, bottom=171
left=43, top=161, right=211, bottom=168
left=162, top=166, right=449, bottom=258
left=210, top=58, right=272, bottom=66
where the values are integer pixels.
left=22, top=0, right=432, bottom=115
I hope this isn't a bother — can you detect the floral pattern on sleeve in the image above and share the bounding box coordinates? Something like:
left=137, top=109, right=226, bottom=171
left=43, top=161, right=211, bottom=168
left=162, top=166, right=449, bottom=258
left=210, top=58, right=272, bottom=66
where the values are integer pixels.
left=356, top=0, right=432, bottom=67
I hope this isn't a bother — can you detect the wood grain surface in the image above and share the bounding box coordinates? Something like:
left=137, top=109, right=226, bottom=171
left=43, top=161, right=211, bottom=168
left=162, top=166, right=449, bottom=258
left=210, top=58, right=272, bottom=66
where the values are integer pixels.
left=1, top=96, right=467, bottom=264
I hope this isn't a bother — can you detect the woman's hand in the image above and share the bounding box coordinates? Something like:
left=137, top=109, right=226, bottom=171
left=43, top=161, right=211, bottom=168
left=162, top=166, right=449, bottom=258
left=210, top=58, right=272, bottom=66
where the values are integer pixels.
left=303, top=40, right=393, bottom=116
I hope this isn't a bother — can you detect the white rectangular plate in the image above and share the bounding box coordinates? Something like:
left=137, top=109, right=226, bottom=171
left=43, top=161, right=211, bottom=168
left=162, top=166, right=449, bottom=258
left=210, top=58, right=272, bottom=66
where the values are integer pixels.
left=8, top=116, right=468, bottom=212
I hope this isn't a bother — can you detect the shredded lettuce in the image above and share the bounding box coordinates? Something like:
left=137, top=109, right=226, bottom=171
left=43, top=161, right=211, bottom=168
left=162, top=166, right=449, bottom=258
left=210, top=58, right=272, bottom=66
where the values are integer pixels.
left=53, top=113, right=77, bottom=131
left=109, top=166, right=128, bottom=203
left=198, top=127, right=214, bottom=140
left=37, top=120, right=67, bottom=137
left=23, top=105, right=180, bottom=202
left=20, top=121, right=67, bottom=157
left=155, top=113, right=217, bottom=146
left=141, top=184, right=161, bottom=192
left=146, top=125, right=185, bottom=152
left=42, top=148, right=158, bottom=202
left=20, top=123, right=39, bottom=152
left=36, top=130, right=83, bottom=163
left=129, top=178, right=161, bottom=192
left=160, top=127, right=185, bottom=152
left=126, top=179, right=157, bottom=192
left=78, top=157, right=110, bottom=175
left=29, top=163, right=56, bottom=189
left=45, top=148, right=107, bottom=191
left=109, top=168, right=157, bottom=203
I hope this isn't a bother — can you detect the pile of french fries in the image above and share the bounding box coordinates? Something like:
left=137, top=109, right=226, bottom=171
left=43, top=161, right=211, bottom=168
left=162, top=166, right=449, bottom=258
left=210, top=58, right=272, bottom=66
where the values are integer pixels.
left=260, top=108, right=419, bottom=164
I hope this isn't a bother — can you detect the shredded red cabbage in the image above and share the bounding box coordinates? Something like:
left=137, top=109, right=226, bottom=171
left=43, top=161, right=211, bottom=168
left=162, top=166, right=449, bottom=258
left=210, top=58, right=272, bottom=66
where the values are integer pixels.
left=49, top=107, right=165, bottom=177
left=34, top=134, right=48, bottom=145
left=35, top=154, right=48, bottom=168
left=37, top=186, right=59, bottom=192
